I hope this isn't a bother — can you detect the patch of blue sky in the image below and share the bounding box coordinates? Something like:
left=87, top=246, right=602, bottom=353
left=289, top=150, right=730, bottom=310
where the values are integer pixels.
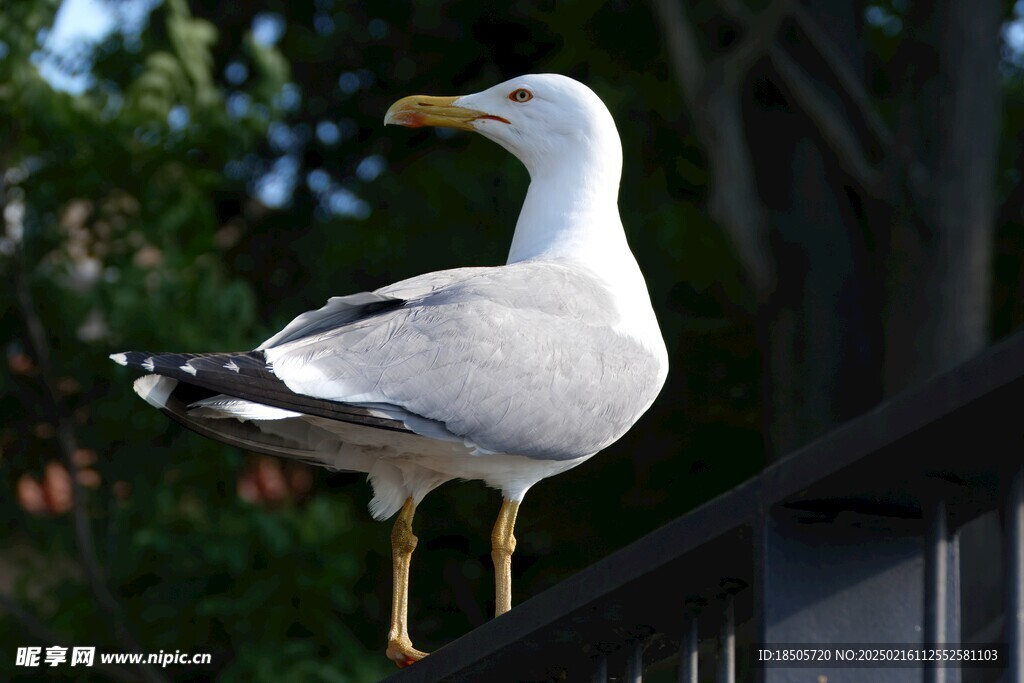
left=37, top=0, right=160, bottom=94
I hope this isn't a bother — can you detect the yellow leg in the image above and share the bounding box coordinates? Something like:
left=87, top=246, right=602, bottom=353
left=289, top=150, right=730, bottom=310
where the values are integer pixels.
left=386, top=498, right=428, bottom=667
left=491, top=498, right=520, bottom=617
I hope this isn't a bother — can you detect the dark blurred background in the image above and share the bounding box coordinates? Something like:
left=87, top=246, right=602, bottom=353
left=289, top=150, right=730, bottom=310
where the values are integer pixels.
left=1, top=0, right=1022, bottom=680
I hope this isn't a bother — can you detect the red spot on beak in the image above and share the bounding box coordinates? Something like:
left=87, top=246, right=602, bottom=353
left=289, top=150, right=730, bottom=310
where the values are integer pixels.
left=393, top=111, right=426, bottom=128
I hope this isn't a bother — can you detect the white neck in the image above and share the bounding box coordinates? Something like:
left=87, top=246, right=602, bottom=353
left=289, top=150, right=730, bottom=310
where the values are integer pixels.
left=504, top=140, right=666, bottom=374
left=506, top=143, right=626, bottom=267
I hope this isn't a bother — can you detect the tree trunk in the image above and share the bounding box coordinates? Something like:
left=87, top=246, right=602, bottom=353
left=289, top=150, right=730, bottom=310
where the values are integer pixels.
left=756, top=0, right=881, bottom=456
left=653, top=0, right=1001, bottom=456
left=884, top=0, right=1001, bottom=394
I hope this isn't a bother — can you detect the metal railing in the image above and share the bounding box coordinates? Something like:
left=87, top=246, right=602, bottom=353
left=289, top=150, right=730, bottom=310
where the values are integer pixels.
left=387, top=330, right=1024, bottom=683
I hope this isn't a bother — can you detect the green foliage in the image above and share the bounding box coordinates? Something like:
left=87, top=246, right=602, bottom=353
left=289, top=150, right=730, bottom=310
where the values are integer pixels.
left=2, top=1, right=380, bottom=680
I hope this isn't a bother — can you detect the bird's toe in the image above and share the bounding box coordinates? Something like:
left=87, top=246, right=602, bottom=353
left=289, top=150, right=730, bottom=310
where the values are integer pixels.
left=386, top=635, right=428, bottom=668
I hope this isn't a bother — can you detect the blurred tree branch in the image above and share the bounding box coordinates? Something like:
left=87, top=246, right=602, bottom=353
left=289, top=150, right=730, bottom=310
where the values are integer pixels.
left=768, top=44, right=884, bottom=195
left=718, top=0, right=792, bottom=73
left=722, top=0, right=941, bottom=226
left=650, top=0, right=1003, bottom=455
left=650, top=0, right=939, bottom=294
left=7, top=188, right=168, bottom=683
left=647, top=0, right=788, bottom=297
left=882, top=0, right=1001, bottom=393
left=770, top=5, right=941, bottom=222
left=787, top=4, right=893, bottom=151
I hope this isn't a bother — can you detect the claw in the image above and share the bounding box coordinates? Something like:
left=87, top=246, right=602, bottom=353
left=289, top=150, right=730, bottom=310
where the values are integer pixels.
left=387, top=635, right=428, bottom=668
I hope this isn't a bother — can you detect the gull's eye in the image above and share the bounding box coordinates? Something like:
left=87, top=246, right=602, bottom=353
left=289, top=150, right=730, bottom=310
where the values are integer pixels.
left=509, top=88, right=533, bottom=103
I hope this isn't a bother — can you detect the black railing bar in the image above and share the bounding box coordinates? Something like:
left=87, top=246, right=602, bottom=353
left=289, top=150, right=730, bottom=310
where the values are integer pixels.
left=717, top=597, right=735, bottom=683
left=678, top=618, right=697, bottom=683
left=626, top=640, right=644, bottom=682
left=591, top=654, right=607, bottom=683
left=385, top=478, right=758, bottom=682
left=760, top=329, right=1024, bottom=505
left=924, top=497, right=949, bottom=683
left=1007, top=465, right=1024, bottom=683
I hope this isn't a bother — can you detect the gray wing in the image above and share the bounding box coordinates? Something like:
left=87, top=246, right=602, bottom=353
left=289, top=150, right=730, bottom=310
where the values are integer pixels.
left=263, top=261, right=664, bottom=460
left=259, top=267, right=496, bottom=349
left=258, top=292, right=403, bottom=349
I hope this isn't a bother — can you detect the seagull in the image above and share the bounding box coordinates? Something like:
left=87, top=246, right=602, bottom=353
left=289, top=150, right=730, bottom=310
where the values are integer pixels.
left=111, top=73, right=668, bottom=666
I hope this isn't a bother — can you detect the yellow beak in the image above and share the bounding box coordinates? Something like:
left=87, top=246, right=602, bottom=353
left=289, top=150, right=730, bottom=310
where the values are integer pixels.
left=384, top=95, right=506, bottom=130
